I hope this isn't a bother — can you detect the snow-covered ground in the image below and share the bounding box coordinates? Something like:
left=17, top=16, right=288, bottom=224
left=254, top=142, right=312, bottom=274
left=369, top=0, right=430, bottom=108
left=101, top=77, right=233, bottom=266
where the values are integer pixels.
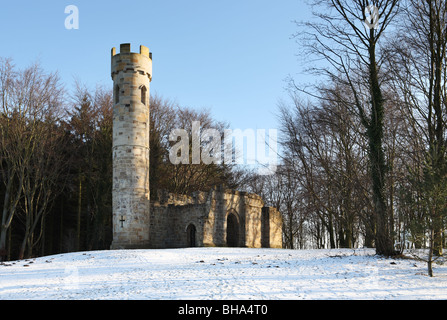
left=0, top=248, right=446, bottom=300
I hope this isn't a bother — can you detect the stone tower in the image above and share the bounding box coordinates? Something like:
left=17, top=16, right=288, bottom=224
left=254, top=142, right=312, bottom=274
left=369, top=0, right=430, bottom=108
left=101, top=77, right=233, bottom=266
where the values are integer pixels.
left=110, top=43, right=152, bottom=249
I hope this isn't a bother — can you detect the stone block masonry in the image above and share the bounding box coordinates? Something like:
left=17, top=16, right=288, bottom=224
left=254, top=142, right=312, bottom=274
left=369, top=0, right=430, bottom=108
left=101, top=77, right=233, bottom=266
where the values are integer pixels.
left=109, top=44, right=283, bottom=250
left=110, top=44, right=152, bottom=249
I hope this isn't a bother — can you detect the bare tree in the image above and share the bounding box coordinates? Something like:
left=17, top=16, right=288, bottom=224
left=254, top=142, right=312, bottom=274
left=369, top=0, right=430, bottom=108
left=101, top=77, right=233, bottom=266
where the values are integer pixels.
left=17, top=120, right=67, bottom=259
left=386, top=0, right=447, bottom=275
left=278, top=82, right=371, bottom=249
left=0, top=60, right=64, bottom=260
left=0, top=58, right=19, bottom=260
left=294, top=0, right=400, bottom=255
left=157, top=101, right=233, bottom=195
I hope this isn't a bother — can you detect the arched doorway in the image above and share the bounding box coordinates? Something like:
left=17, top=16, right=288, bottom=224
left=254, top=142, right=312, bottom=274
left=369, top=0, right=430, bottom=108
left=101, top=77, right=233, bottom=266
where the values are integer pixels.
left=226, top=213, right=239, bottom=247
left=186, top=224, right=196, bottom=247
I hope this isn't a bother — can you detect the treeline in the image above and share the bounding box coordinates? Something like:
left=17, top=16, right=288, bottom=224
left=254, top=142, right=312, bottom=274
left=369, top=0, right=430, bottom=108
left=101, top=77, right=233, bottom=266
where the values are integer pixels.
left=1, top=1, right=446, bottom=271
left=245, top=0, right=447, bottom=266
left=0, top=59, right=241, bottom=261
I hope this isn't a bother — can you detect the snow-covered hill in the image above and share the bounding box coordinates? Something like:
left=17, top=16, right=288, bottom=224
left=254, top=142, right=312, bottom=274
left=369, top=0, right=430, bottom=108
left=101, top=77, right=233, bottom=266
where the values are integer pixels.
left=0, top=248, right=446, bottom=300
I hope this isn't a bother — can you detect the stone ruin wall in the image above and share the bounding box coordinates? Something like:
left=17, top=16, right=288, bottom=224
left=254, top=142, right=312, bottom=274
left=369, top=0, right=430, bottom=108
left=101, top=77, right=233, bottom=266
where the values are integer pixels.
left=149, top=188, right=282, bottom=249
left=109, top=44, right=282, bottom=250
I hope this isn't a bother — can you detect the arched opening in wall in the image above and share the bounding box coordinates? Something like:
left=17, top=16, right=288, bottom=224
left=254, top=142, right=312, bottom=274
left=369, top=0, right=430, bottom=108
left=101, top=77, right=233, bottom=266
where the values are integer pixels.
left=186, top=224, right=196, bottom=247
left=226, top=213, right=240, bottom=247
left=114, top=85, right=120, bottom=104
left=140, top=86, right=147, bottom=105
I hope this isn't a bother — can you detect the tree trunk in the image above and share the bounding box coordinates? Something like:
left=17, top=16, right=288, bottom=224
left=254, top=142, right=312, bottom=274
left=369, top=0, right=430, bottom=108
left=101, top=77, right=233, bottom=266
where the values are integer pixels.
left=428, top=228, right=434, bottom=277
left=328, top=213, right=336, bottom=249
left=77, top=176, right=82, bottom=251
left=368, top=39, right=395, bottom=256
left=19, top=229, right=29, bottom=260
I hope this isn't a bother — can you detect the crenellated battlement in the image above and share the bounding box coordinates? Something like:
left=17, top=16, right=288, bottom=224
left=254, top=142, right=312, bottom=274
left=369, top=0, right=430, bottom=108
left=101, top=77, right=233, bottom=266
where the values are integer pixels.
left=111, top=43, right=152, bottom=81
left=111, top=43, right=152, bottom=59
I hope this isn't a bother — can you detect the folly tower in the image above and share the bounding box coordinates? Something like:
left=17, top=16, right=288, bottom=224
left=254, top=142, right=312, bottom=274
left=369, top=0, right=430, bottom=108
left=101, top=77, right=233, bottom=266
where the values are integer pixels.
left=110, top=43, right=152, bottom=249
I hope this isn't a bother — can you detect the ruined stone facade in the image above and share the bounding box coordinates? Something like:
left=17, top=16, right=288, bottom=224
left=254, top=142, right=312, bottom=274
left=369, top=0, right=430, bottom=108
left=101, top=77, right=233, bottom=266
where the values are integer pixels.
left=110, top=44, right=282, bottom=250
left=149, top=188, right=282, bottom=249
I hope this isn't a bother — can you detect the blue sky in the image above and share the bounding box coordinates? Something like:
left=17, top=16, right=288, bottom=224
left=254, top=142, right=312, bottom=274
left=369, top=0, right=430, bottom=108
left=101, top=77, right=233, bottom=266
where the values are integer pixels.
left=0, top=1, right=311, bottom=131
